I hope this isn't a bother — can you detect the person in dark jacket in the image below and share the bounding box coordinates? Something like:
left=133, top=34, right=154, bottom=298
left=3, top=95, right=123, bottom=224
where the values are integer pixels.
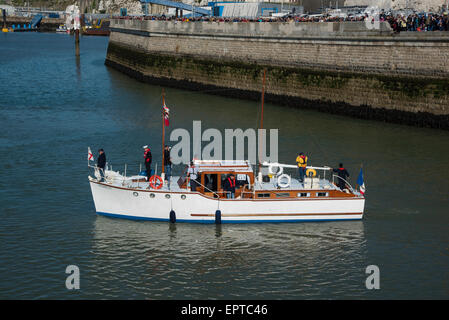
left=333, top=163, right=349, bottom=190
left=143, top=145, right=152, bottom=181
left=163, top=145, right=172, bottom=185
left=223, top=174, right=236, bottom=199
left=97, top=149, right=106, bottom=182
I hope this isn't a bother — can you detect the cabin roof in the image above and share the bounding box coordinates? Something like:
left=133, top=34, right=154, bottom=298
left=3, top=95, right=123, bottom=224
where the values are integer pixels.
left=193, top=160, right=253, bottom=173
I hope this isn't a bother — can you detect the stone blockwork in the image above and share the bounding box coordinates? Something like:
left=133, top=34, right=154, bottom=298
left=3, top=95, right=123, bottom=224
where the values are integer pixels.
left=344, top=0, right=447, bottom=12
left=106, top=19, right=449, bottom=129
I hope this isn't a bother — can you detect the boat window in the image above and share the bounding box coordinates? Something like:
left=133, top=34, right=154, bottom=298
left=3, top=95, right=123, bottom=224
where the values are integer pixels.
left=257, top=193, right=271, bottom=198
left=297, top=192, right=310, bottom=197
left=221, top=173, right=239, bottom=190
left=275, top=193, right=290, bottom=198
left=316, top=192, right=329, bottom=197
left=236, top=174, right=250, bottom=188
left=204, top=174, right=218, bottom=192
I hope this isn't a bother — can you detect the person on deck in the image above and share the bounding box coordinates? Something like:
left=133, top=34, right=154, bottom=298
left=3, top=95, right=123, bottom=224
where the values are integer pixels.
left=333, top=163, right=350, bottom=190
left=187, top=161, right=199, bottom=192
left=296, top=152, right=308, bottom=184
left=224, top=174, right=236, bottom=199
left=163, top=145, right=172, bottom=186
left=143, top=145, right=152, bottom=181
left=97, top=149, right=106, bottom=182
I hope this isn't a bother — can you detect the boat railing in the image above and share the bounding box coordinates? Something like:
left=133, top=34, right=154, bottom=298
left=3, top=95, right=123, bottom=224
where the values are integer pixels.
left=88, top=163, right=142, bottom=185
left=88, top=164, right=101, bottom=179
left=189, top=177, right=221, bottom=200
left=332, top=175, right=355, bottom=193
left=261, top=161, right=333, bottom=181
left=88, top=162, right=160, bottom=179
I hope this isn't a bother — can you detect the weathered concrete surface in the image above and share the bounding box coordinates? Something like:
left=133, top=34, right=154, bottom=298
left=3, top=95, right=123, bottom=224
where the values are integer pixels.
left=111, top=18, right=394, bottom=38
left=106, top=19, right=449, bottom=129
left=344, top=0, right=446, bottom=12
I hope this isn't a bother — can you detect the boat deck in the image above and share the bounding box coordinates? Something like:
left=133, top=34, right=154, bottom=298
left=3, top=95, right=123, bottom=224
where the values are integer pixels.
left=254, top=177, right=338, bottom=191
left=99, top=172, right=339, bottom=193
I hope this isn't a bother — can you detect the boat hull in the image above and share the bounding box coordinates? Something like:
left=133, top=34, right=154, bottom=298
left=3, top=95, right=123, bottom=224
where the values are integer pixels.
left=90, top=180, right=365, bottom=223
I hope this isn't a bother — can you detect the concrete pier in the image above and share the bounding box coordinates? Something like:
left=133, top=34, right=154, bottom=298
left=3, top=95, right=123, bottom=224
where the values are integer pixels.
left=105, top=19, right=449, bottom=129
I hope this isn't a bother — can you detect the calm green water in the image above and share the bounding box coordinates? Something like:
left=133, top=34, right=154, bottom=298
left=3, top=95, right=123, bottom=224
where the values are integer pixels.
left=0, top=33, right=448, bottom=299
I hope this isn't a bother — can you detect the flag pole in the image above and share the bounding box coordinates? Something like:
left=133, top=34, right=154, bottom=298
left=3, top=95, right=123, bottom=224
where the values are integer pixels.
left=258, top=69, right=267, bottom=175
left=161, top=89, right=166, bottom=176
left=356, top=163, right=362, bottom=189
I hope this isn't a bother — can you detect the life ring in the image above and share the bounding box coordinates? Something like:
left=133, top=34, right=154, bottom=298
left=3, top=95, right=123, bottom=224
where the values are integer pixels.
left=306, top=168, right=317, bottom=177
left=277, top=174, right=291, bottom=188
left=149, top=175, right=163, bottom=189
left=269, top=164, right=283, bottom=176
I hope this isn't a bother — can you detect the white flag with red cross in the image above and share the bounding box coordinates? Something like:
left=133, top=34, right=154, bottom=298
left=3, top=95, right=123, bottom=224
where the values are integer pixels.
left=88, top=147, right=94, bottom=161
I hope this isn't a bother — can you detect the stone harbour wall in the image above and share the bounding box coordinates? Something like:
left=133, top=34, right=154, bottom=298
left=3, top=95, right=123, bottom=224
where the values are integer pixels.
left=105, top=19, right=449, bottom=129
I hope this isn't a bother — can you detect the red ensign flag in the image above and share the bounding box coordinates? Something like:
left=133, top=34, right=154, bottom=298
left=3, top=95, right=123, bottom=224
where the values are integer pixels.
left=163, top=103, right=170, bottom=126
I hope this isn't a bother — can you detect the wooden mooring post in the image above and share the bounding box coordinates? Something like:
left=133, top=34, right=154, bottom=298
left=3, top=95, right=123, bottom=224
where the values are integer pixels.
left=75, top=29, right=80, bottom=56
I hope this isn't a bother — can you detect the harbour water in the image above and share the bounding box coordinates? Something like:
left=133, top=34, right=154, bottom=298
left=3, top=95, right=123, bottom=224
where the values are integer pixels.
left=0, top=33, right=448, bottom=299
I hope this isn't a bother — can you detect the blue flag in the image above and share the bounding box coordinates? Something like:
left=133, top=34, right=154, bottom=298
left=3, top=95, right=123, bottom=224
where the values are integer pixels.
left=357, top=168, right=365, bottom=195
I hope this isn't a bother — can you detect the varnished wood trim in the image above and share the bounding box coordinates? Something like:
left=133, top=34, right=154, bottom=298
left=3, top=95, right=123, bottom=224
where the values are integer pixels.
left=90, top=180, right=364, bottom=201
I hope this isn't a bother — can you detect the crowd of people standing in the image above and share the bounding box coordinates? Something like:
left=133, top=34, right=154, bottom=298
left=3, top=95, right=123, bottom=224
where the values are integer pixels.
left=385, top=13, right=449, bottom=32
left=116, top=10, right=449, bottom=32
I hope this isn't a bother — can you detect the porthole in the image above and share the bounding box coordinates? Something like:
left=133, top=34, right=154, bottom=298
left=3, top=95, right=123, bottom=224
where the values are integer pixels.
left=257, top=193, right=270, bottom=198
left=149, top=193, right=155, bottom=198
left=165, top=194, right=171, bottom=199
left=181, top=194, right=186, bottom=200
left=275, top=193, right=290, bottom=198
left=297, top=192, right=310, bottom=198
left=133, top=192, right=138, bottom=197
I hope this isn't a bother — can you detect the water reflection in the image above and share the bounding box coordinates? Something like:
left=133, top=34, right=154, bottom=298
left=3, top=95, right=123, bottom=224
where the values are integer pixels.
left=75, top=55, right=81, bottom=81
left=90, top=216, right=367, bottom=298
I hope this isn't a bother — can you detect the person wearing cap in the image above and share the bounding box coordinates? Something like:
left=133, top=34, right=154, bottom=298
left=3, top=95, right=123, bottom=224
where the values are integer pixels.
left=143, top=145, right=152, bottom=181
left=296, top=152, right=308, bottom=184
left=187, top=161, right=199, bottom=192
left=97, top=149, right=106, bottom=182
left=163, top=145, right=172, bottom=186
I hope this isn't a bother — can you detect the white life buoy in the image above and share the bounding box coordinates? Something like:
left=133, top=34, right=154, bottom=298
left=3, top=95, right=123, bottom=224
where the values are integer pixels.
left=277, top=174, right=291, bottom=188
left=269, top=164, right=283, bottom=176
